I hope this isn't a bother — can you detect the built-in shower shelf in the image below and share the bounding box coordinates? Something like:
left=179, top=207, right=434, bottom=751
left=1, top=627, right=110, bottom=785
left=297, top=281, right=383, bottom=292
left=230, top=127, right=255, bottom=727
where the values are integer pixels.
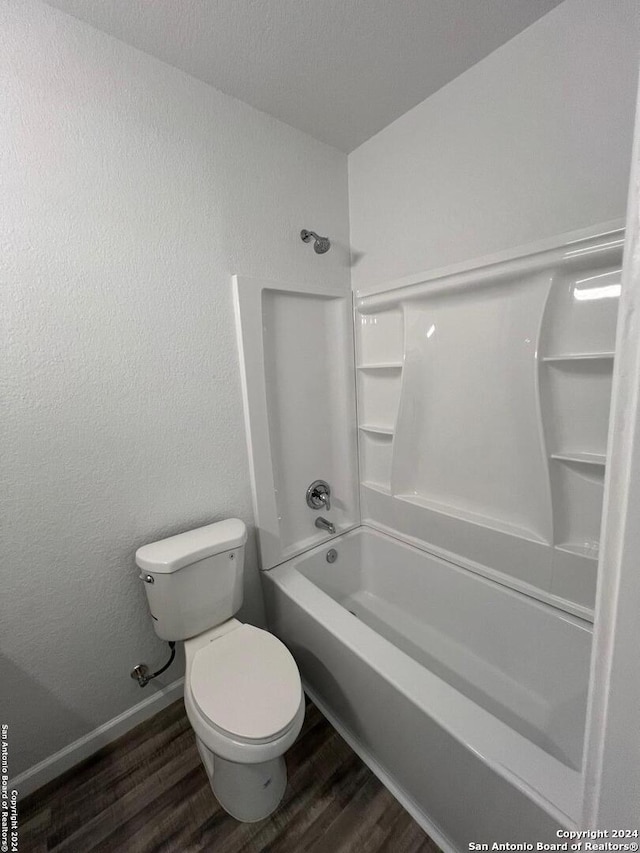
left=357, top=362, right=403, bottom=371
left=550, top=452, right=606, bottom=467
left=542, top=352, right=615, bottom=363
left=359, top=424, right=395, bottom=436
left=555, top=543, right=600, bottom=561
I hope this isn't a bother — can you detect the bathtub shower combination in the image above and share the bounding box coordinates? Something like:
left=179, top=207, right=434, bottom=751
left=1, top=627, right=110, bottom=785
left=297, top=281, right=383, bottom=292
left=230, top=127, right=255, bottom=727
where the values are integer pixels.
left=233, top=223, right=623, bottom=851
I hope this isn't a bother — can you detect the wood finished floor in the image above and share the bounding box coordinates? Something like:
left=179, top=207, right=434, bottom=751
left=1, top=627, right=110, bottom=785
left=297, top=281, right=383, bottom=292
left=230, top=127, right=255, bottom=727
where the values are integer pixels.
left=20, top=698, right=439, bottom=853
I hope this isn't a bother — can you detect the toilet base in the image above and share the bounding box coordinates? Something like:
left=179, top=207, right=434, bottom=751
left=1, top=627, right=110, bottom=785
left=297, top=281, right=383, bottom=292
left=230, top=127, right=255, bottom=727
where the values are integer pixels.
left=196, top=738, right=287, bottom=822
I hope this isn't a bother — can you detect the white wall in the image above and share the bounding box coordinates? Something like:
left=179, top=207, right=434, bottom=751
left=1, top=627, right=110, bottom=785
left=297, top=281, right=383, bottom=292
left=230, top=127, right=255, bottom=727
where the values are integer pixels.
left=349, top=0, right=640, bottom=292
left=1, top=0, right=349, bottom=780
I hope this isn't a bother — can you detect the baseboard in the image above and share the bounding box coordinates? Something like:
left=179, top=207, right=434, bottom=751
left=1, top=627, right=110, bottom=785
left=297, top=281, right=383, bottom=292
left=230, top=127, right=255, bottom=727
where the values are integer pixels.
left=10, top=677, right=185, bottom=799
left=303, top=681, right=458, bottom=853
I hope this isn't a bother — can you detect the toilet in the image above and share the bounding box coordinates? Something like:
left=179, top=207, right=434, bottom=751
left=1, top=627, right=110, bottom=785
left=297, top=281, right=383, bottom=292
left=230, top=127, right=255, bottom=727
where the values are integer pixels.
left=135, top=518, right=305, bottom=822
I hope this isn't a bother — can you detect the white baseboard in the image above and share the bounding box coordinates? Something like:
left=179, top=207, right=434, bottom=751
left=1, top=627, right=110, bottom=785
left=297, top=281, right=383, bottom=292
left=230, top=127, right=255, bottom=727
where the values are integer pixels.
left=303, top=681, right=458, bottom=853
left=10, top=677, right=185, bottom=799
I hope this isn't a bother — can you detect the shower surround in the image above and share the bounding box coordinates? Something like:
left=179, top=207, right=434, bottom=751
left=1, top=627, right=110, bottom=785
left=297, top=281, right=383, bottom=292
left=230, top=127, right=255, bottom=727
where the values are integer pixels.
left=234, top=222, right=623, bottom=850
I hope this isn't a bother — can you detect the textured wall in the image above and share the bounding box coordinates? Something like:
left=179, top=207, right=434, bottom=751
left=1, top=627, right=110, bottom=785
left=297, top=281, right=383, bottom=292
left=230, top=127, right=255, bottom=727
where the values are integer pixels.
left=1, top=0, right=349, bottom=778
left=349, top=0, right=640, bottom=291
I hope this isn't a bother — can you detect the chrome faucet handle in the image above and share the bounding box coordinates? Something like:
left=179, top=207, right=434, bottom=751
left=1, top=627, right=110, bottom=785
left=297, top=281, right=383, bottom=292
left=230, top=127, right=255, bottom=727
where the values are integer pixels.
left=318, top=491, right=330, bottom=511
left=307, top=480, right=331, bottom=511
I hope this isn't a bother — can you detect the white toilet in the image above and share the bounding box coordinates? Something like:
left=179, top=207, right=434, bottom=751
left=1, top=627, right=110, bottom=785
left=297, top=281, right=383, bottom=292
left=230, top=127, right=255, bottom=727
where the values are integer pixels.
left=135, top=518, right=305, bottom=822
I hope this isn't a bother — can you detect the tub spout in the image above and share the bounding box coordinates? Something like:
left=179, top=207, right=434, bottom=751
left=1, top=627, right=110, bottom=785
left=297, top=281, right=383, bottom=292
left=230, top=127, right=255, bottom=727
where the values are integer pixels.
left=315, top=517, right=335, bottom=535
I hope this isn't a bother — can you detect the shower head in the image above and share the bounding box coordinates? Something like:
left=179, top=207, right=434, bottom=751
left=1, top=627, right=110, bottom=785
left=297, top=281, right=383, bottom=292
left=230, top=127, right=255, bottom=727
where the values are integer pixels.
left=301, top=229, right=331, bottom=254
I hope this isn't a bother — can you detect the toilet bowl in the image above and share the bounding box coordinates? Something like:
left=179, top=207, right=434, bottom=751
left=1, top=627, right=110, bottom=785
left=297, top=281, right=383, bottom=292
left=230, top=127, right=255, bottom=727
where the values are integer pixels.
left=183, top=619, right=305, bottom=821
left=135, top=518, right=305, bottom=822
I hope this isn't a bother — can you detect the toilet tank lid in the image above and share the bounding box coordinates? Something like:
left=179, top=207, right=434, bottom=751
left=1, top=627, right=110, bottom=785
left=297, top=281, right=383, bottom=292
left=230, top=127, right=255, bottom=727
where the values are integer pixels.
left=135, top=519, right=247, bottom=574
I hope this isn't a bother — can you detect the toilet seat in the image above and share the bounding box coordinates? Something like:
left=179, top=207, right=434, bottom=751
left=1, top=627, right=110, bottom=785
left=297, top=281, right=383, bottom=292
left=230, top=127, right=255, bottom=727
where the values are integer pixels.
left=190, top=624, right=302, bottom=744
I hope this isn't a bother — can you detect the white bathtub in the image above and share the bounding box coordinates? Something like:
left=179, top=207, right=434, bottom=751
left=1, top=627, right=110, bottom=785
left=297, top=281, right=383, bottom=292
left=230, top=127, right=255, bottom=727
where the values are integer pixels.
left=262, top=526, right=592, bottom=852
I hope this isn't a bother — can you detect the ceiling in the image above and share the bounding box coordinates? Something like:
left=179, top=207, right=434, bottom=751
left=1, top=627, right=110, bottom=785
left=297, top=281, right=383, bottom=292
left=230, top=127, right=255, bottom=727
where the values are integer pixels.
left=44, top=0, right=564, bottom=152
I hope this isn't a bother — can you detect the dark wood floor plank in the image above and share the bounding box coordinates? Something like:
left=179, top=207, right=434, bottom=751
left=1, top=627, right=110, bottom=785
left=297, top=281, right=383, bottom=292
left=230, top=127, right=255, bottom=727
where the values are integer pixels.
left=52, top=749, right=199, bottom=852
left=304, top=768, right=394, bottom=853
left=89, top=765, right=209, bottom=853
left=19, top=698, right=439, bottom=853
left=22, top=701, right=193, bottom=850
left=376, top=799, right=441, bottom=853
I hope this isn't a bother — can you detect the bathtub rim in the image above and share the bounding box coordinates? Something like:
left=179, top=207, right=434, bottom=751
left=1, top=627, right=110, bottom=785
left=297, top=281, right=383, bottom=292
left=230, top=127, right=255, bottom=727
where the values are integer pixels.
left=288, top=521, right=593, bottom=632
left=263, top=525, right=586, bottom=827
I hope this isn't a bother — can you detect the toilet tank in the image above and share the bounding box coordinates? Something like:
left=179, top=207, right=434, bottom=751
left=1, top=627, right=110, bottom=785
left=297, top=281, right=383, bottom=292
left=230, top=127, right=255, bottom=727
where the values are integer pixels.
left=135, top=519, right=247, bottom=641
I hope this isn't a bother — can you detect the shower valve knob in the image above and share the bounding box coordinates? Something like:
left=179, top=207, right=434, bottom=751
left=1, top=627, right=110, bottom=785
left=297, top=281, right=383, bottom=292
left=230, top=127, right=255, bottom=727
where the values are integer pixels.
left=306, top=480, right=331, bottom=511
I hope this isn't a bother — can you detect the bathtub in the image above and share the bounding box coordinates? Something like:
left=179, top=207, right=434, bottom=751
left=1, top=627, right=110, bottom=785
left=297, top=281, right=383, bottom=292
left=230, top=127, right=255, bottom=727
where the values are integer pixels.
left=262, top=526, right=592, bottom=852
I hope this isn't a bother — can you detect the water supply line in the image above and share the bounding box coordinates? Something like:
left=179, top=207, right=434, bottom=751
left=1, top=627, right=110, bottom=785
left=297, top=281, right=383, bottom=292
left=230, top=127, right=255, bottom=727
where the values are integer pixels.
left=130, top=641, right=176, bottom=688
